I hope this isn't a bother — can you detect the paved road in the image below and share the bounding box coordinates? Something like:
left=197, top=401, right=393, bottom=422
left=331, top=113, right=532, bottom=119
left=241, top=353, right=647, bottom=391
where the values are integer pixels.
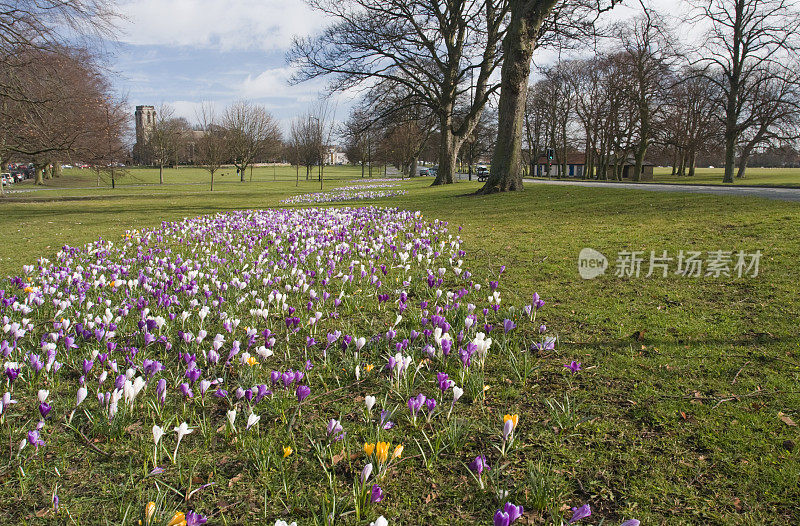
left=522, top=178, right=800, bottom=202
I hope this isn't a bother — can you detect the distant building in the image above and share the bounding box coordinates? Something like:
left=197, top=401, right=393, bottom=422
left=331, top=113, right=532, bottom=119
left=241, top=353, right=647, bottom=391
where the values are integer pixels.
left=326, top=146, right=348, bottom=165
left=534, top=152, right=654, bottom=180
left=535, top=153, right=587, bottom=178
left=133, top=105, right=156, bottom=164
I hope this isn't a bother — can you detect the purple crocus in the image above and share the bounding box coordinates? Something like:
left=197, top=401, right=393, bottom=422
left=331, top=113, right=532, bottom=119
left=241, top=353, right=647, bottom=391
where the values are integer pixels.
left=503, top=502, right=524, bottom=523
left=370, top=484, right=384, bottom=503
left=185, top=510, right=207, bottom=526
left=564, top=361, right=582, bottom=374
left=179, top=382, right=193, bottom=399
left=296, top=384, right=310, bottom=402
left=502, top=319, right=516, bottom=334
left=493, top=510, right=510, bottom=526
left=5, top=366, right=20, bottom=384
left=39, top=402, right=52, bottom=418
left=185, top=366, right=201, bottom=384
left=156, top=378, right=167, bottom=406
left=620, top=521, right=640, bottom=526
left=468, top=454, right=489, bottom=475
left=27, top=429, right=45, bottom=448
left=569, top=504, right=591, bottom=523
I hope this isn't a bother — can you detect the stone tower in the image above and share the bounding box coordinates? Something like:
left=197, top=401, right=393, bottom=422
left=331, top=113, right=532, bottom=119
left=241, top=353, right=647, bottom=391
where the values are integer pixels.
left=133, top=105, right=156, bottom=164
left=134, top=105, right=156, bottom=144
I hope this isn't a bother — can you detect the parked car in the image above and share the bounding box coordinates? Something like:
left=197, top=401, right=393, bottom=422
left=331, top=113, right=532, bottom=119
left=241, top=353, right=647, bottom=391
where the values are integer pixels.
left=428, top=166, right=438, bottom=177
left=1, top=173, right=13, bottom=186
left=476, top=165, right=489, bottom=181
left=419, top=167, right=430, bottom=176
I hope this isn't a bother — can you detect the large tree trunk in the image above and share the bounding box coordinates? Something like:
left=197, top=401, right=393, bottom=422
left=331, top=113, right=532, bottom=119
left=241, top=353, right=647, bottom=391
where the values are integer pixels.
left=432, top=119, right=458, bottom=186
left=480, top=0, right=557, bottom=193
left=35, top=165, right=44, bottom=185
left=737, top=152, right=750, bottom=179
left=723, top=129, right=736, bottom=183
left=44, top=164, right=52, bottom=180
left=688, top=149, right=696, bottom=177
left=633, top=143, right=646, bottom=182
left=410, top=157, right=418, bottom=179
left=484, top=15, right=532, bottom=190
left=53, top=163, right=62, bottom=178
left=478, top=19, right=531, bottom=194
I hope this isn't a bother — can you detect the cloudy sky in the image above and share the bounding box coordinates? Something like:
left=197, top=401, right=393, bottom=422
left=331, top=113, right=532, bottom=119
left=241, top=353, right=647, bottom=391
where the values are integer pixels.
left=111, top=0, right=687, bottom=129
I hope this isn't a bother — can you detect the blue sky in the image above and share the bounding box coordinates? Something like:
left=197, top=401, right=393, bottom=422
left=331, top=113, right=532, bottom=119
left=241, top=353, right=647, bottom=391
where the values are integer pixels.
left=110, top=0, right=681, bottom=130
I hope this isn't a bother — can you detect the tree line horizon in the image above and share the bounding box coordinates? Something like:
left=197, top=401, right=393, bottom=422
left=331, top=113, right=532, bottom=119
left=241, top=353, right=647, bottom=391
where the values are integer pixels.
left=2, top=0, right=800, bottom=196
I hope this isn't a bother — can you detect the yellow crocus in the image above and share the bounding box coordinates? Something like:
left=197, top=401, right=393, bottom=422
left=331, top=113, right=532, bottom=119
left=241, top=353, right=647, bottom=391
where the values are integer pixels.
left=364, top=442, right=375, bottom=456
left=167, top=511, right=186, bottom=526
left=283, top=446, right=293, bottom=458
left=145, top=502, right=156, bottom=524
left=375, top=441, right=390, bottom=463
left=392, top=444, right=404, bottom=460
left=504, top=414, right=519, bottom=429
left=247, top=356, right=258, bottom=366
left=365, top=364, right=374, bottom=373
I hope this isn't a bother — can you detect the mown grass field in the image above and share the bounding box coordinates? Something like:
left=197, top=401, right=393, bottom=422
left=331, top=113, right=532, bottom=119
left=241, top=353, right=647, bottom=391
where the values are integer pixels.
left=525, top=166, right=800, bottom=187
left=651, top=167, right=800, bottom=186
left=0, top=165, right=798, bottom=525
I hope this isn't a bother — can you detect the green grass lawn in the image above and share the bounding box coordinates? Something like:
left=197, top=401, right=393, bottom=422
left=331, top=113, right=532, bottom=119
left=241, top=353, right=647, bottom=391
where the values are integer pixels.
left=652, top=167, right=800, bottom=186
left=1, top=166, right=798, bottom=524
left=525, top=166, right=800, bottom=187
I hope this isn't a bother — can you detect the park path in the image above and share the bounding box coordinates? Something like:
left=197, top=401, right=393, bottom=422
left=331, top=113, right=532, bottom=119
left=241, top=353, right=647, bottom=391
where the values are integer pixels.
left=522, top=178, right=800, bottom=202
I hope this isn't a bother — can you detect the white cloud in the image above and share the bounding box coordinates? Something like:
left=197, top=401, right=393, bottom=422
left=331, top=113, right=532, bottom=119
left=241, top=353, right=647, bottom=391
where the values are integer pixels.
left=170, top=100, right=209, bottom=122
left=118, top=0, right=329, bottom=51
left=240, top=66, right=300, bottom=98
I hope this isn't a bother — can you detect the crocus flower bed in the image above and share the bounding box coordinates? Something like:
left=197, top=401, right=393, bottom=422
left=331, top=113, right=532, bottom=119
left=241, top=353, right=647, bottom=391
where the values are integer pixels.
left=280, top=185, right=406, bottom=205
left=0, top=207, right=634, bottom=524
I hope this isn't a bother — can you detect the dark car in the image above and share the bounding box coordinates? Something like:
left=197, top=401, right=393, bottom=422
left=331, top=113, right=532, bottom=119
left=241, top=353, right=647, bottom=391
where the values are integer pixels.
left=476, top=165, right=489, bottom=181
left=419, top=167, right=430, bottom=176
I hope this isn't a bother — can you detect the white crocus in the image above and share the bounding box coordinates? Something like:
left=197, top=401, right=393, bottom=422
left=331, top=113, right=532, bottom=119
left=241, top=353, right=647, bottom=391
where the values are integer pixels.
left=256, top=346, right=273, bottom=361
left=76, top=386, right=87, bottom=407
left=365, top=395, right=376, bottom=413
left=246, top=413, right=261, bottom=431
left=38, top=389, right=49, bottom=403
left=226, top=409, right=237, bottom=431
left=173, top=422, right=193, bottom=462
left=370, top=517, right=389, bottom=526
left=152, top=424, right=164, bottom=445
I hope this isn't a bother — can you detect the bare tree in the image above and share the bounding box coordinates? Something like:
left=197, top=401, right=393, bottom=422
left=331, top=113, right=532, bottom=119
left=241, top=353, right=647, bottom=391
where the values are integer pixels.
left=689, top=0, right=800, bottom=182
left=666, top=67, right=722, bottom=176
left=0, top=46, right=126, bottom=187
left=341, top=107, right=373, bottom=178
left=478, top=0, right=620, bottom=193
left=148, top=105, right=185, bottom=184
left=289, top=0, right=508, bottom=186
left=224, top=100, right=282, bottom=183
left=615, top=11, right=675, bottom=181
left=290, top=105, right=330, bottom=188
left=196, top=102, right=227, bottom=191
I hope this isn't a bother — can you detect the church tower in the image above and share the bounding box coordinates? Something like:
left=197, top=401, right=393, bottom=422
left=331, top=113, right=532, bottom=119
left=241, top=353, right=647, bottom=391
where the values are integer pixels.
left=133, top=105, right=156, bottom=164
